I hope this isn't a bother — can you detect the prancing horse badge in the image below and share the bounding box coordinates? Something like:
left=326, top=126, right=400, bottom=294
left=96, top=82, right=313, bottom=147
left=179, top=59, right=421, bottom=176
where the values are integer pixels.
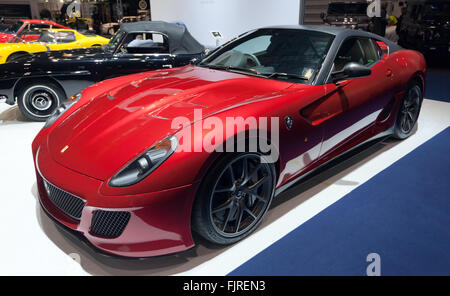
left=285, top=116, right=293, bottom=130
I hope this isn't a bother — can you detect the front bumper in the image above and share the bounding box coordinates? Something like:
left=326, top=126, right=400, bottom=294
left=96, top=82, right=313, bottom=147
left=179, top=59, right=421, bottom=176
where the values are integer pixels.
left=34, top=142, right=198, bottom=258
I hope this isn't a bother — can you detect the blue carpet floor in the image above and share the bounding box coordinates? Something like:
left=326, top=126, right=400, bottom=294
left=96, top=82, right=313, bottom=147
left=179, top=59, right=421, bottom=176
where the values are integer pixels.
left=426, top=72, right=450, bottom=102
left=229, top=127, right=450, bottom=275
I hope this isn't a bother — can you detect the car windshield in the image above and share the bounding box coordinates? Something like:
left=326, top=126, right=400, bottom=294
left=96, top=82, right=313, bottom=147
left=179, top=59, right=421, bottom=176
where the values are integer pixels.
left=105, top=29, right=126, bottom=52
left=7, top=21, right=23, bottom=34
left=0, top=24, right=10, bottom=33
left=199, top=29, right=334, bottom=84
left=328, top=3, right=368, bottom=15
left=8, top=34, right=25, bottom=43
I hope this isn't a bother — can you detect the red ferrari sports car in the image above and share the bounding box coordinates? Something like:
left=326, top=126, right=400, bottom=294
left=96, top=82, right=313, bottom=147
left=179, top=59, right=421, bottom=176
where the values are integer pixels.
left=32, top=26, right=426, bottom=257
left=0, top=20, right=69, bottom=43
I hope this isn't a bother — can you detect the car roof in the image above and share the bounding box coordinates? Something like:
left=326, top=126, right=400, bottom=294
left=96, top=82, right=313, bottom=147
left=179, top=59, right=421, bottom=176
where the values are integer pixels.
left=257, top=25, right=401, bottom=50
left=259, top=24, right=371, bottom=37
left=250, top=25, right=402, bottom=85
left=120, top=21, right=205, bottom=55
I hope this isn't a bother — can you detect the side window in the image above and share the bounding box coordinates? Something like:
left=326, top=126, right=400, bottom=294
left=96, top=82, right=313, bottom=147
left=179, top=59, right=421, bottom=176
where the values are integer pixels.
left=333, top=38, right=379, bottom=71
left=334, top=38, right=365, bottom=71
left=359, top=38, right=379, bottom=66
left=19, top=30, right=38, bottom=37
left=123, top=32, right=169, bottom=54
left=55, top=31, right=76, bottom=43
left=38, top=31, right=56, bottom=43
left=30, top=24, right=51, bottom=31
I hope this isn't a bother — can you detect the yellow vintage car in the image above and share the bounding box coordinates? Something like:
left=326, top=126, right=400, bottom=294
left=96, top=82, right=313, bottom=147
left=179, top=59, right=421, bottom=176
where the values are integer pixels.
left=0, top=29, right=109, bottom=64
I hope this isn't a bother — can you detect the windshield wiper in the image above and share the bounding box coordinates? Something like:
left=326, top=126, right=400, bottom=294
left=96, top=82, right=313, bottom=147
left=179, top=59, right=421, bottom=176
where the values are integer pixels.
left=199, top=64, right=309, bottom=81
left=199, top=64, right=264, bottom=77
left=264, top=72, right=310, bottom=81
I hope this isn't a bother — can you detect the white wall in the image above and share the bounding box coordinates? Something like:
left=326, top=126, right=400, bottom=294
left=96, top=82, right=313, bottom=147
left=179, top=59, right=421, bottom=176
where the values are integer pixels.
left=150, top=0, right=300, bottom=48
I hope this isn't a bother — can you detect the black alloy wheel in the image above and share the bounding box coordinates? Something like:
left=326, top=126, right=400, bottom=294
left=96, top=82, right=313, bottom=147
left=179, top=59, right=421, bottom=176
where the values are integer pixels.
left=193, top=153, right=275, bottom=245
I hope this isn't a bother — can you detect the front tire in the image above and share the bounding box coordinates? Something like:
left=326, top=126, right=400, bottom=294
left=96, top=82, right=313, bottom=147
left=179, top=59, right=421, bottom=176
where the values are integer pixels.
left=393, top=82, right=422, bottom=139
left=192, top=153, right=276, bottom=245
left=17, top=82, right=64, bottom=121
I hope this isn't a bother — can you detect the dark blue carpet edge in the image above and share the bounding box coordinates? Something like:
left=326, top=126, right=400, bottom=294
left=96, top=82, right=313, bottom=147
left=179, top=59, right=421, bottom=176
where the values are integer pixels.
left=228, top=127, right=450, bottom=276
left=425, top=72, right=450, bottom=103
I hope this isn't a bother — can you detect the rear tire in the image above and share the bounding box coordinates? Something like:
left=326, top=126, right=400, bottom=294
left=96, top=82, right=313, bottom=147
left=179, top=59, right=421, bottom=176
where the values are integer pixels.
left=17, top=82, right=65, bottom=122
left=392, top=82, right=422, bottom=140
left=192, top=152, right=276, bottom=245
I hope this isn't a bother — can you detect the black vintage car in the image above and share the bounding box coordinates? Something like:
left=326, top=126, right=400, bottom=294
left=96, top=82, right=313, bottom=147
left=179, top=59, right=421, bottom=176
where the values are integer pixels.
left=398, top=0, right=450, bottom=55
left=0, top=21, right=205, bottom=121
left=320, top=1, right=370, bottom=30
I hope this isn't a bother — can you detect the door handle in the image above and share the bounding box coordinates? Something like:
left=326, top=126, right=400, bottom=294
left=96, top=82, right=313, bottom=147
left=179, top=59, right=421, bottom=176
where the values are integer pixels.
left=386, top=69, right=393, bottom=77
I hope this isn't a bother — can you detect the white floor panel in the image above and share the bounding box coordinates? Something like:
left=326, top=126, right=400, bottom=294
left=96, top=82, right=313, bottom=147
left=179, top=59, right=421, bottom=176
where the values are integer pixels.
left=0, top=99, right=448, bottom=276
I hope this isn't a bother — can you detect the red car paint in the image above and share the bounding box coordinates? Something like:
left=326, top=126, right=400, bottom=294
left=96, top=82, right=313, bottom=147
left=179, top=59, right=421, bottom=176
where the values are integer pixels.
left=0, top=20, right=69, bottom=43
left=32, top=48, right=426, bottom=257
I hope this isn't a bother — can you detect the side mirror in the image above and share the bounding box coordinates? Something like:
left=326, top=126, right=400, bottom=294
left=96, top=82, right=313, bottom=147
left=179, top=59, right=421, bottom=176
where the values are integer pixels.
left=320, top=12, right=325, bottom=20
left=331, top=62, right=371, bottom=83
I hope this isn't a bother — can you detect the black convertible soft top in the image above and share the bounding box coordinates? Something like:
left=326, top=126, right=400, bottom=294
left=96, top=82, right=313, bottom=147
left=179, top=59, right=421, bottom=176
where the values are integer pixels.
left=120, top=21, right=205, bottom=55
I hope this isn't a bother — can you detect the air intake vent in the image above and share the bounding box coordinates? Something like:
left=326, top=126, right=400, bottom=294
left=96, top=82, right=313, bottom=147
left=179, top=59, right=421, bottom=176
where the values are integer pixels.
left=90, top=211, right=131, bottom=238
left=378, top=98, right=395, bottom=122
left=44, top=181, right=85, bottom=220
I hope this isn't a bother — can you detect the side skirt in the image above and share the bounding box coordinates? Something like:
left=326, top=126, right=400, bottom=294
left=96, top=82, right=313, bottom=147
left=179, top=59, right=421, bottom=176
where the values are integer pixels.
left=274, top=127, right=394, bottom=196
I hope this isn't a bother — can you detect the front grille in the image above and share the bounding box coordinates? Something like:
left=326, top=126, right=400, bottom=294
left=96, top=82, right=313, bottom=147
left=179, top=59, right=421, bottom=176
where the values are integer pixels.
left=44, top=181, right=85, bottom=220
left=90, top=210, right=130, bottom=238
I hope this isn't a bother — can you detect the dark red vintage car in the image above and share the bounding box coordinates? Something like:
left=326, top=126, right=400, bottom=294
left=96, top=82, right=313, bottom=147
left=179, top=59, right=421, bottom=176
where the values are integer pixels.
left=33, top=26, right=426, bottom=257
left=0, top=19, right=69, bottom=43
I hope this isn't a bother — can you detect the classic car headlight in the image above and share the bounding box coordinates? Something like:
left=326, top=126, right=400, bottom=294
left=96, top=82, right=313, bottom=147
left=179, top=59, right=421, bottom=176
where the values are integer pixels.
left=109, top=136, right=178, bottom=187
left=43, top=93, right=82, bottom=129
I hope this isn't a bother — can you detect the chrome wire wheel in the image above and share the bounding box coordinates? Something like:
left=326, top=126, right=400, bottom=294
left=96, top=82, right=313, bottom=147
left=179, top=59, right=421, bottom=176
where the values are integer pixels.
left=209, top=154, right=274, bottom=238
left=399, top=85, right=421, bottom=134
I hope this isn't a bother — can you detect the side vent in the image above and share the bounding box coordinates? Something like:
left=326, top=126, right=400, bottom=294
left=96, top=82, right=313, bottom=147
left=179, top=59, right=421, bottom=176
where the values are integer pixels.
left=378, top=98, right=395, bottom=122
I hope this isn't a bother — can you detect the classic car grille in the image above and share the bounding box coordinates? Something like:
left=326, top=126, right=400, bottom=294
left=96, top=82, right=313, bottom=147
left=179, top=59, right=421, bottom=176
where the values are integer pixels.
left=44, top=181, right=85, bottom=220
left=90, top=210, right=130, bottom=238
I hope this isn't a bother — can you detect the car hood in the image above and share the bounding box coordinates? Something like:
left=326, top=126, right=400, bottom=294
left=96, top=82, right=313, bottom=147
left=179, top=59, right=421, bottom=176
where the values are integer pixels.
left=47, top=65, right=300, bottom=181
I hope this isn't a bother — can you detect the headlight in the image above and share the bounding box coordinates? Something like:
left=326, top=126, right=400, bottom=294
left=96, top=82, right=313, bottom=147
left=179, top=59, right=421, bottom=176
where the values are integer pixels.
left=109, top=136, right=178, bottom=187
left=43, top=93, right=82, bottom=129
